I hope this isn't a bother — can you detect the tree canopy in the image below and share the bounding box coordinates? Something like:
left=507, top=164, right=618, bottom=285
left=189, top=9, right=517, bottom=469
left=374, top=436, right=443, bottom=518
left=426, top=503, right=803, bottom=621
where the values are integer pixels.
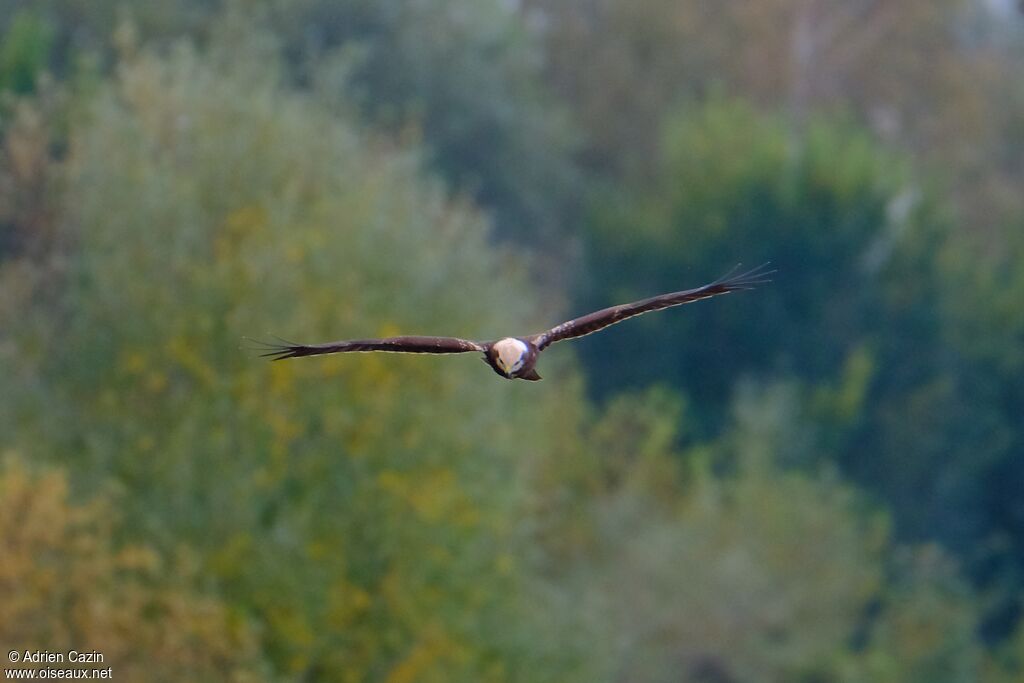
left=1, top=2, right=1023, bottom=681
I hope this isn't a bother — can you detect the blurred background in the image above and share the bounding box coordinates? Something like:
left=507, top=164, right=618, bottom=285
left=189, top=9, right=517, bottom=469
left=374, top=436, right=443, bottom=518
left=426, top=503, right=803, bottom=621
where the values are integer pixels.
left=1, top=0, right=1023, bottom=681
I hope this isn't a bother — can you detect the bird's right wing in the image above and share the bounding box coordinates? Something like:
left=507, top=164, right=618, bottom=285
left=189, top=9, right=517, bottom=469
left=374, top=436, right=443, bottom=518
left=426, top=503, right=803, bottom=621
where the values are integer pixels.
left=250, top=335, right=486, bottom=361
left=530, top=263, right=773, bottom=350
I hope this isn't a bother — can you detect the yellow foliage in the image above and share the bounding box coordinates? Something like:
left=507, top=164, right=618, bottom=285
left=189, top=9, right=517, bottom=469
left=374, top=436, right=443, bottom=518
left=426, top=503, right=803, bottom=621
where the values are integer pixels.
left=376, top=468, right=477, bottom=526
left=165, top=336, right=218, bottom=388
left=118, top=350, right=147, bottom=375
left=268, top=360, right=296, bottom=397
left=385, top=631, right=454, bottom=683
left=0, top=458, right=264, bottom=682
left=327, top=578, right=372, bottom=630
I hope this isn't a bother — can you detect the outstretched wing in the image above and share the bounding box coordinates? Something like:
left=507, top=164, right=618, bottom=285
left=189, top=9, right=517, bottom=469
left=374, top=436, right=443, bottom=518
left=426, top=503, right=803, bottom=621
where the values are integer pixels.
left=530, top=263, right=773, bottom=350
left=250, top=335, right=486, bottom=361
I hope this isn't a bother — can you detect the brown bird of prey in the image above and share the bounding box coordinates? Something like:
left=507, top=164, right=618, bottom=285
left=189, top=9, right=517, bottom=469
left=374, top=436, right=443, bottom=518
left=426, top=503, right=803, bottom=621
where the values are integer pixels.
left=254, top=263, right=772, bottom=381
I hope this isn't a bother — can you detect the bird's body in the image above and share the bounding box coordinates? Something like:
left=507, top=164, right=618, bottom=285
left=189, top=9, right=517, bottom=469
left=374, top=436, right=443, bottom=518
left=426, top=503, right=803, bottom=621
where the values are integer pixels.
left=253, top=264, right=773, bottom=381
left=487, top=337, right=541, bottom=380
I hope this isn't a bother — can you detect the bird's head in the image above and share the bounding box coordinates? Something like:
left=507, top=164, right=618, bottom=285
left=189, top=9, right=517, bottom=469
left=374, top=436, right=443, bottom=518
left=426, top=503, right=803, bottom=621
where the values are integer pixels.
left=492, top=338, right=528, bottom=376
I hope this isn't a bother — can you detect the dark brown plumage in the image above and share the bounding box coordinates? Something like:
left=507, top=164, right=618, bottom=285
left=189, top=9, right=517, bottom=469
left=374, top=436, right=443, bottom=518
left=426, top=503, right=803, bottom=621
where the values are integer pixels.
left=261, top=336, right=484, bottom=357
left=252, top=263, right=772, bottom=381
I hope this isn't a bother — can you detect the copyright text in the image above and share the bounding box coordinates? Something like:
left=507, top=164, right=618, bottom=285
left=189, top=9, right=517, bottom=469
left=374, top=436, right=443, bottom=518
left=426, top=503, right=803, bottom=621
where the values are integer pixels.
left=5, top=650, right=111, bottom=679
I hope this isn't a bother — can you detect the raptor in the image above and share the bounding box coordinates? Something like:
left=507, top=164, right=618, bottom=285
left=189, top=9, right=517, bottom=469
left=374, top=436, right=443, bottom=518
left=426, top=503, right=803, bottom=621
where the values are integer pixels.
left=254, top=263, right=772, bottom=381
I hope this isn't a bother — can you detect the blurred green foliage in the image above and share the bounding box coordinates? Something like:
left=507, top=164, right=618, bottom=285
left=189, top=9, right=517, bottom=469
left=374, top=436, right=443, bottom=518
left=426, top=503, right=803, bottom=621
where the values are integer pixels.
left=581, top=99, right=907, bottom=402
left=0, top=0, right=578, bottom=244
left=3, top=37, right=586, bottom=681
left=1, top=1, right=1023, bottom=681
left=581, top=94, right=1024, bottom=637
left=0, top=11, right=53, bottom=94
left=269, top=0, right=579, bottom=243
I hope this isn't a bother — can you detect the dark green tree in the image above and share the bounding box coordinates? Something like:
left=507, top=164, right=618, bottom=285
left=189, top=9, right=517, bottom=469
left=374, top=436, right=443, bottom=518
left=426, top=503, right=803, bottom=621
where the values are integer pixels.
left=0, top=10, right=53, bottom=95
left=578, top=99, right=1024, bottom=637
left=579, top=99, right=905, bottom=417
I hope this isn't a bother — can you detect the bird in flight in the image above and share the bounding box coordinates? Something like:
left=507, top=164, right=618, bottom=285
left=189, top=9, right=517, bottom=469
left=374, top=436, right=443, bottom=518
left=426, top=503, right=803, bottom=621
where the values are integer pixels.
left=253, top=263, right=772, bottom=381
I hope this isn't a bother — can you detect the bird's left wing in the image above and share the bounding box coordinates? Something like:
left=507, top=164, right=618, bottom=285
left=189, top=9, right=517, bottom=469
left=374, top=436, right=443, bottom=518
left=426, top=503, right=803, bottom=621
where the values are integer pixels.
left=530, top=263, right=773, bottom=350
left=251, top=335, right=486, bottom=361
